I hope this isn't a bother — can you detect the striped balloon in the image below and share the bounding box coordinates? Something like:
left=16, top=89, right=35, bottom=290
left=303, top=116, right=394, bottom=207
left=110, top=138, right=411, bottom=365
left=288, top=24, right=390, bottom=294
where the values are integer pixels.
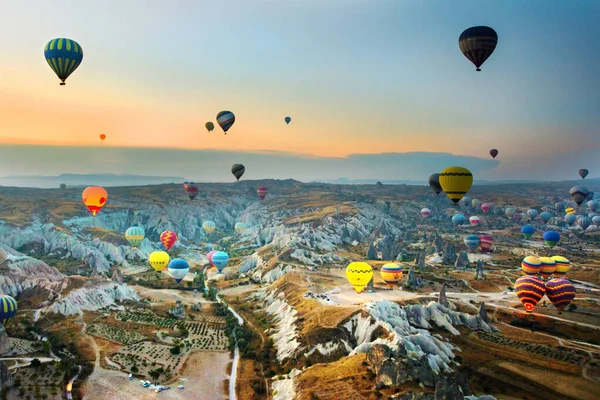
left=0, top=295, right=18, bottom=327
left=125, top=227, right=145, bottom=249
left=545, top=278, right=576, bottom=311
left=160, top=230, right=178, bottom=251
left=464, top=234, right=480, bottom=252
left=439, top=166, right=473, bottom=205
left=231, top=164, right=245, bottom=181
left=479, top=235, right=494, bottom=253
left=515, top=276, right=546, bottom=313
left=551, top=256, right=571, bottom=277
left=202, top=221, right=216, bottom=234
left=521, top=256, right=542, bottom=275
left=565, top=214, right=577, bottom=226
left=421, top=208, right=431, bottom=217
left=168, top=258, right=189, bottom=283
left=207, top=250, right=218, bottom=266
left=257, top=186, right=268, bottom=200
left=234, top=222, right=246, bottom=233
left=44, top=38, right=84, bottom=85
left=593, top=215, right=600, bottom=227
left=458, top=26, right=498, bottom=71
left=217, top=111, right=235, bottom=134
left=380, top=263, right=403, bottom=287
left=576, top=216, right=592, bottom=231
left=538, top=257, right=557, bottom=280
left=469, top=216, right=481, bottom=226
left=481, top=203, right=492, bottom=214
left=212, top=251, right=229, bottom=273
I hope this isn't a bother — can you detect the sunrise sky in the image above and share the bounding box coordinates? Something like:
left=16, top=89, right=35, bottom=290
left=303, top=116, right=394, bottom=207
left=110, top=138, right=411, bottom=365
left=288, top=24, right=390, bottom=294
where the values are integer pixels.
left=0, top=0, right=598, bottom=181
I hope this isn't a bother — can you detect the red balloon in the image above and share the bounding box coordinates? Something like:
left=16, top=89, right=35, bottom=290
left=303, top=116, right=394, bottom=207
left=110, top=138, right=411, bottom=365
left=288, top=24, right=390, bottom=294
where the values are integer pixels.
left=489, top=149, right=498, bottom=158
left=257, top=186, right=268, bottom=200
left=99, top=134, right=106, bottom=141
left=479, top=235, right=493, bottom=252
left=160, top=230, right=178, bottom=250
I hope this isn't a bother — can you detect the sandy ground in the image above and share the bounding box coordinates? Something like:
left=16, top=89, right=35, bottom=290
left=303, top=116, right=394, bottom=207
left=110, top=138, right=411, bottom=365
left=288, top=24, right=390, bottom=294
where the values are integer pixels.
left=133, top=286, right=212, bottom=305
left=82, top=351, right=230, bottom=400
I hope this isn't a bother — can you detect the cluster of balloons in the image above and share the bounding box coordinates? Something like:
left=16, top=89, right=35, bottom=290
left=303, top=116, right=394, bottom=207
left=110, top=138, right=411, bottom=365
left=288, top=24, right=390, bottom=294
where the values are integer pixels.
left=515, top=255, right=575, bottom=313
left=206, top=250, right=230, bottom=273
left=346, top=262, right=404, bottom=293
left=462, top=234, right=494, bottom=253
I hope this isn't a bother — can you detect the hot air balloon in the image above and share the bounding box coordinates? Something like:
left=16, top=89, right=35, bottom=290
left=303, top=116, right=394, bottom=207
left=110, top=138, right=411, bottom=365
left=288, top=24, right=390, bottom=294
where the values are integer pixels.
left=231, top=164, right=245, bottom=181
left=538, top=257, right=557, bottom=280
left=593, top=215, right=600, bottom=227
left=576, top=216, right=592, bottom=231
left=515, top=276, right=545, bottom=313
left=570, top=186, right=589, bottom=206
left=527, top=209, right=538, bottom=220
left=428, top=173, right=443, bottom=196
left=205, top=122, right=214, bottom=132
left=207, top=250, right=218, bottom=267
left=235, top=222, right=246, bottom=233
left=458, top=26, right=498, bottom=71
left=540, top=211, right=552, bottom=223
left=489, top=149, right=498, bottom=158
left=471, top=199, right=481, bottom=208
left=168, top=258, right=190, bottom=283
left=565, top=207, right=576, bottom=215
left=588, top=200, right=598, bottom=212
left=481, top=203, right=492, bottom=214
left=479, top=235, right=493, bottom=253
left=551, top=256, right=571, bottom=277
left=125, top=227, right=145, bottom=250
left=461, top=196, right=473, bottom=208
left=521, top=225, right=535, bottom=239
left=452, top=214, right=466, bottom=225
left=183, top=181, right=190, bottom=189
left=578, top=169, right=589, bottom=179
left=521, top=256, right=542, bottom=275
left=545, top=278, right=576, bottom=312
left=149, top=251, right=170, bottom=272
left=285, top=116, right=291, bottom=125
left=185, top=185, right=198, bottom=200
left=565, top=214, right=577, bottom=226
left=202, top=221, right=216, bottom=235
left=0, top=295, right=18, bottom=327
left=82, top=186, right=108, bottom=217
left=439, top=166, right=473, bottom=205
left=380, top=263, right=403, bottom=288
left=44, top=38, right=83, bottom=85
left=464, top=235, right=480, bottom=252
left=346, top=262, right=373, bottom=294
left=513, top=213, right=523, bottom=223
left=160, top=230, right=178, bottom=251
left=469, top=216, right=481, bottom=226
left=587, top=191, right=595, bottom=201
left=211, top=251, right=229, bottom=273
left=100, top=134, right=106, bottom=141
left=421, top=208, right=431, bottom=217
left=257, top=186, right=268, bottom=200
left=543, top=231, right=560, bottom=248
left=217, top=111, right=235, bottom=134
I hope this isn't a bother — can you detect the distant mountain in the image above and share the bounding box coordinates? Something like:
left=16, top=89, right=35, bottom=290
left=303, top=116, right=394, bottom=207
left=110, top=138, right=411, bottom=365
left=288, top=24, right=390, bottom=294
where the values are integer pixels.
left=314, top=177, right=600, bottom=186
left=0, top=174, right=186, bottom=188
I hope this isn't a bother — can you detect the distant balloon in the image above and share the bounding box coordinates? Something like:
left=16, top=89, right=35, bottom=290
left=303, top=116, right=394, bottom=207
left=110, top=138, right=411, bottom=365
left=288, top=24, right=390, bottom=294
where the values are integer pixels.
left=513, top=213, right=523, bottom=223
left=168, top=258, right=190, bottom=283
left=521, top=225, right=535, bottom=239
left=212, top=251, right=229, bottom=273
left=489, top=149, right=498, bottom=158
left=469, top=216, right=481, bottom=226
left=285, top=116, right=291, bottom=125
left=149, top=251, right=170, bottom=272
left=538, top=257, right=557, bottom=280
left=576, top=216, right=592, bottom=231
left=545, top=278, right=576, bottom=311
left=521, top=256, right=542, bottom=275
left=100, top=134, right=106, bottom=141
left=565, top=207, right=576, bottom=215
left=0, top=295, right=18, bottom=327
left=257, top=186, right=268, bottom=200
left=202, top=221, right=216, bottom=235
left=439, top=166, right=473, bottom=205
left=543, top=231, right=560, bottom=248
left=160, top=230, right=178, bottom=251
left=421, top=208, right=431, bottom=217
left=479, top=235, right=494, bottom=252
left=588, top=200, right=599, bottom=212
left=234, top=222, right=246, bottom=233
left=125, top=227, right=145, bottom=249
left=593, top=215, right=600, bottom=227
left=216, top=111, right=235, bottom=134
left=481, top=203, right=492, bottom=214
left=570, top=186, right=589, bottom=206
left=578, top=169, right=589, bottom=179
left=231, top=164, right=245, bottom=181
left=587, top=191, right=595, bottom=201
left=527, top=209, right=538, bottom=220
left=207, top=250, right=218, bottom=267
left=505, top=207, right=515, bottom=218
left=551, top=256, right=571, bottom=277
left=44, top=38, right=83, bottom=85
left=515, top=276, right=545, bottom=313
left=205, top=122, right=214, bottom=132
left=471, top=199, right=481, bottom=208
left=461, top=196, right=473, bottom=208
left=185, top=185, right=198, bottom=200
left=564, top=214, right=577, bottom=226
left=464, top=234, right=480, bottom=252
left=555, top=202, right=565, bottom=214
left=380, top=263, right=403, bottom=288
left=428, top=174, right=443, bottom=196
left=82, top=186, right=108, bottom=217
left=540, top=211, right=552, bottom=223
left=452, top=214, right=466, bottom=225
left=346, top=262, right=373, bottom=293
left=459, top=26, right=498, bottom=71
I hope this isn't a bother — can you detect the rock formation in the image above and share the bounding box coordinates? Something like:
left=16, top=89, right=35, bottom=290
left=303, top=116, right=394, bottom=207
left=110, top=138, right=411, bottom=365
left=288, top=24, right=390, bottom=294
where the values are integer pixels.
left=443, top=244, right=457, bottom=264
left=169, top=300, right=186, bottom=319
left=475, top=260, right=485, bottom=280
left=454, top=251, right=470, bottom=269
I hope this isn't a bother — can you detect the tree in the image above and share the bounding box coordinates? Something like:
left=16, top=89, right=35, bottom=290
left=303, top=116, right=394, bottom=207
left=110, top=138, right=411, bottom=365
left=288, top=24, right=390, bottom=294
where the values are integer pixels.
left=131, top=365, right=139, bottom=374
left=30, top=359, right=41, bottom=368
left=169, top=346, right=180, bottom=355
left=59, top=183, right=67, bottom=189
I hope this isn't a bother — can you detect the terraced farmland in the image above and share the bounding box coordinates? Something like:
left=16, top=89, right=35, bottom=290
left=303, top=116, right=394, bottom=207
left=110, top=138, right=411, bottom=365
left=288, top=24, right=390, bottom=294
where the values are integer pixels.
left=88, top=323, right=147, bottom=345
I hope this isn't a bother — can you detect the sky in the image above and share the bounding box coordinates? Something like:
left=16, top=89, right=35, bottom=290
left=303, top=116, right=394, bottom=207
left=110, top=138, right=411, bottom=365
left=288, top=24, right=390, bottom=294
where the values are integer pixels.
left=0, top=0, right=598, bottom=182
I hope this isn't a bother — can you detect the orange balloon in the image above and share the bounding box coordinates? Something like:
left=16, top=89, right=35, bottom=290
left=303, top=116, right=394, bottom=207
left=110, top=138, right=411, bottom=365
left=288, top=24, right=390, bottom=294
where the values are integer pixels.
left=100, top=134, right=106, bottom=141
left=82, top=186, right=108, bottom=217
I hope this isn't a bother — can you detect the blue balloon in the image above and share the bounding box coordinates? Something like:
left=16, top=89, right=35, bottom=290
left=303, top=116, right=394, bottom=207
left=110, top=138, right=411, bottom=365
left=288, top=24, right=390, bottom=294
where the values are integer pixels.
left=521, top=225, right=535, bottom=239
left=540, top=211, right=552, bottom=223
left=212, top=251, right=229, bottom=273
left=543, top=231, right=560, bottom=248
left=285, top=116, right=291, bottom=124
left=452, top=214, right=466, bottom=225
left=463, top=234, right=480, bottom=252
left=565, top=214, right=577, bottom=225
left=168, top=258, right=190, bottom=283
left=44, top=38, right=84, bottom=85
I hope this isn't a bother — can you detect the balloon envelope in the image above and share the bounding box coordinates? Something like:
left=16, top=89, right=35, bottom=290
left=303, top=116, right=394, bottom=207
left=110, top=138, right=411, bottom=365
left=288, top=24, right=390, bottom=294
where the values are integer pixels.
left=469, top=216, right=481, bottom=226
left=0, top=295, right=18, bottom=326
left=539, top=257, right=557, bottom=280
left=160, top=230, right=178, bottom=250
left=82, top=186, right=108, bottom=217
left=212, top=251, right=229, bottom=273
left=439, top=166, right=473, bottom=205
left=458, top=26, right=498, bottom=71
left=421, top=208, right=431, bottom=217
left=481, top=203, right=492, bottom=214
left=380, top=263, right=403, bottom=287
left=257, top=186, right=268, bottom=200
left=570, top=186, right=589, bottom=206
left=231, top=164, right=245, bottom=181
left=545, top=278, right=576, bottom=311
left=464, top=234, right=480, bottom=252
left=207, top=250, right=218, bottom=266
left=205, top=122, right=214, bottom=132
left=44, top=38, right=83, bottom=85
left=543, top=231, right=560, bottom=248
left=452, top=214, right=466, bottom=225
left=185, top=185, right=198, bottom=200
left=576, top=216, right=592, bottom=231
left=565, top=214, right=577, bottom=225
left=515, top=276, right=545, bottom=312
left=521, top=225, right=535, bottom=239
left=551, top=256, right=571, bottom=277
left=527, top=209, right=538, bottom=220
left=285, top=116, right=291, bottom=124
left=125, top=227, right=145, bottom=249
left=578, top=168, right=589, bottom=179
left=521, top=256, right=542, bottom=275
left=428, top=173, right=443, bottom=195
left=489, top=149, right=498, bottom=158
left=346, top=262, right=373, bottom=293
left=149, top=251, right=170, bottom=272
left=540, top=211, right=552, bottom=223
left=100, top=134, right=106, bottom=141
left=202, top=221, right=216, bottom=234
left=168, top=258, right=190, bottom=283
left=588, top=200, right=599, bottom=212
left=217, top=111, right=235, bottom=134
left=479, top=235, right=493, bottom=252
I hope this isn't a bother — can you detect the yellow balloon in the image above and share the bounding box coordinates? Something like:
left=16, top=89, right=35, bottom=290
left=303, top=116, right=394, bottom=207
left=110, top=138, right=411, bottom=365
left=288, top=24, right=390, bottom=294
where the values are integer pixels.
left=565, top=207, right=575, bottom=215
left=439, top=166, right=473, bottom=205
left=379, top=263, right=403, bottom=287
left=538, top=256, right=557, bottom=279
left=149, top=251, right=170, bottom=272
left=346, top=262, right=373, bottom=293
left=551, top=255, right=571, bottom=277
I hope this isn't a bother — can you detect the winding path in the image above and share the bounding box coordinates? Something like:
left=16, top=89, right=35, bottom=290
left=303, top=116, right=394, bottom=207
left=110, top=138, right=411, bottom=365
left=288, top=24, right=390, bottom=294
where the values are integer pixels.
left=215, top=293, right=243, bottom=400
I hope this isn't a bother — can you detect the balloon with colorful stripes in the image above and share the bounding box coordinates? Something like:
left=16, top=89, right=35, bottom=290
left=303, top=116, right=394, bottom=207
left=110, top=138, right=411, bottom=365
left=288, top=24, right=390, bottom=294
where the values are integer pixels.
left=44, top=38, right=83, bottom=85
left=217, top=111, right=235, bottom=134
left=551, top=256, right=571, bottom=277
left=469, top=216, right=481, bottom=226
left=0, top=295, right=18, bottom=327
left=479, top=235, right=494, bottom=253
left=538, top=257, right=557, bottom=280
left=380, top=263, right=403, bottom=288
left=125, top=227, right=145, bottom=250
left=421, top=208, right=431, bottom=217
left=521, top=256, right=542, bottom=275
left=545, top=278, right=576, bottom=311
left=160, top=230, right=178, bottom=251
left=231, top=164, right=245, bottom=181
left=515, top=275, right=546, bottom=313
left=202, top=221, right=216, bottom=234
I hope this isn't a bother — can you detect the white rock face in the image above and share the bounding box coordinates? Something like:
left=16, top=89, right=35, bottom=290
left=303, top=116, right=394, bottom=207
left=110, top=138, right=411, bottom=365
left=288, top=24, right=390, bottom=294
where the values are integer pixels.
left=51, top=281, right=139, bottom=316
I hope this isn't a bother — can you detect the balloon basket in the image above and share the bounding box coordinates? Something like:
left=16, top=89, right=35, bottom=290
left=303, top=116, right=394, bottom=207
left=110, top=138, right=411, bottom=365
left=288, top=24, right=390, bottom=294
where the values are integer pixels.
left=60, top=82, right=66, bottom=86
